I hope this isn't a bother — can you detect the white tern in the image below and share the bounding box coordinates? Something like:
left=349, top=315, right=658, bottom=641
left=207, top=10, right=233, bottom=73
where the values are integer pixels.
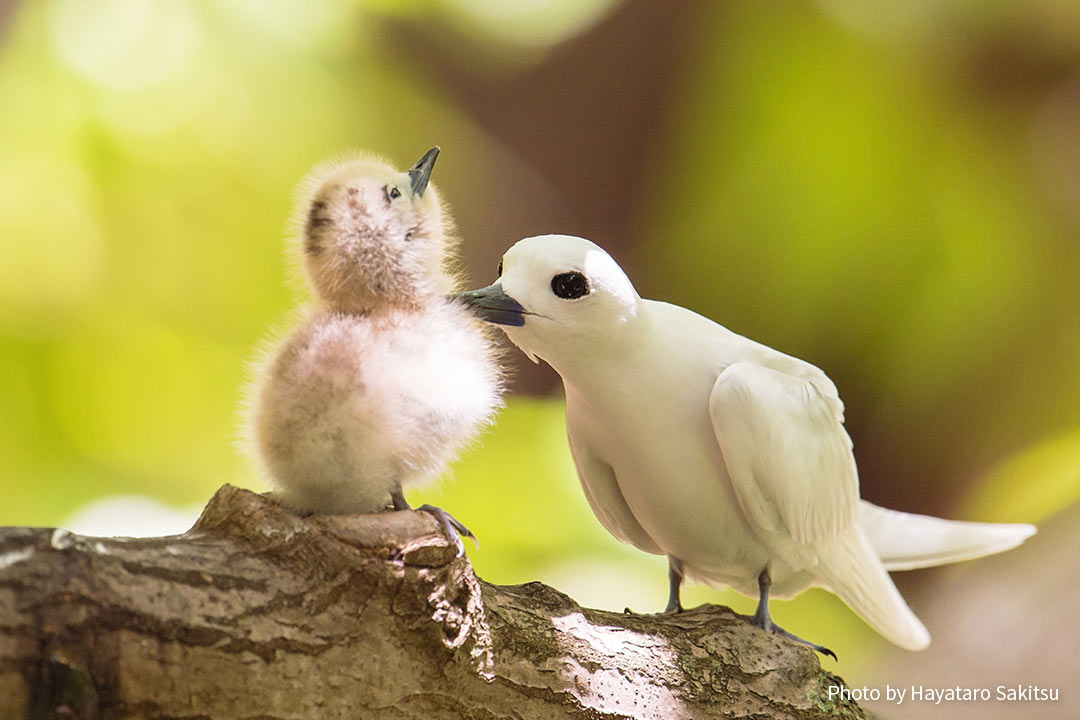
left=248, top=147, right=502, bottom=550
left=456, top=233, right=1036, bottom=654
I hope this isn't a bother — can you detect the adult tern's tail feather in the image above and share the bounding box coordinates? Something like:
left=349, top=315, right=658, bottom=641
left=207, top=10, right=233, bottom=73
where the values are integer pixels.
left=816, top=529, right=932, bottom=651
left=859, top=501, right=1037, bottom=572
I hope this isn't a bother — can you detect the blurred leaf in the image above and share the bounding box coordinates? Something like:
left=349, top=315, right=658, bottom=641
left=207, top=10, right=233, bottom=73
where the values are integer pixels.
left=966, top=429, right=1080, bottom=524
left=430, top=0, right=621, bottom=49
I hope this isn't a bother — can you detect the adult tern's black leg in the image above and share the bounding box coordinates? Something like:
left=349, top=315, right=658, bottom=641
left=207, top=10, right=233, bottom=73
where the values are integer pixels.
left=751, top=567, right=837, bottom=660
left=664, top=557, right=684, bottom=614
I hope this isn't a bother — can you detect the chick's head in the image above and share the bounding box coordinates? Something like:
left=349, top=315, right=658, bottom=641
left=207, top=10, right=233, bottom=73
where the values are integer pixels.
left=299, top=147, right=454, bottom=311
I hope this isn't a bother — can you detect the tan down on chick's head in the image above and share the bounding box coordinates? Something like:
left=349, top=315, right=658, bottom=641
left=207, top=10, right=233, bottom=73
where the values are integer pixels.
left=295, top=146, right=460, bottom=313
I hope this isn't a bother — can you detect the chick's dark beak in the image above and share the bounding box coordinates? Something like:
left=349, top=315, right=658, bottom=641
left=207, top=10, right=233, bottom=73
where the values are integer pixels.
left=408, top=146, right=440, bottom=198
left=453, top=284, right=527, bottom=327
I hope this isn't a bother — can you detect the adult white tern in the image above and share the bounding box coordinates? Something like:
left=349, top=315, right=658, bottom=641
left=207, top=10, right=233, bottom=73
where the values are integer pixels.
left=456, top=233, right=1035, bottom=656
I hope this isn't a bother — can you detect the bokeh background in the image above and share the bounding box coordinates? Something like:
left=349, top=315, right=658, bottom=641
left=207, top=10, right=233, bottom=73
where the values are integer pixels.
left=1, top=0, right=1078, bottom=716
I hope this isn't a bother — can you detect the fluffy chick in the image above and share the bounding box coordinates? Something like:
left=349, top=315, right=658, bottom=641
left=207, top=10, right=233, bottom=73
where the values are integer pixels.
left=249, top=147, right=502, bottom=543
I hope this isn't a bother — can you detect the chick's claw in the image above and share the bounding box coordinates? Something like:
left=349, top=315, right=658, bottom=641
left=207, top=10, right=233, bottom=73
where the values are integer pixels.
left=417, top=504, right=478, bottom=557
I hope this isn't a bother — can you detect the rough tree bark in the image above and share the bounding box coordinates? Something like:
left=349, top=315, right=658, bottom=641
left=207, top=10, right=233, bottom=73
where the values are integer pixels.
left=0, top=485, right=880, bottom=719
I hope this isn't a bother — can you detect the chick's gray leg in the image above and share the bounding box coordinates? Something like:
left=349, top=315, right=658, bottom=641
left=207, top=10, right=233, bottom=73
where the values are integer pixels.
left=664, top=557, right=684, bottom=614
left=390, top=487, right=410, bottom=512
left=751, top=567, right=837, bottom=660
left=389, top=486, right=477, bottom=557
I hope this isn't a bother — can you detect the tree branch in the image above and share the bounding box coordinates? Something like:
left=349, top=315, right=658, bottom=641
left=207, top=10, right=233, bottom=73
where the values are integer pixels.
left=0, top=485, right=880, bottom=719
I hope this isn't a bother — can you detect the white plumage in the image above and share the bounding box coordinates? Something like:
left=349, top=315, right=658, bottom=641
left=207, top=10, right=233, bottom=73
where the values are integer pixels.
left=456, top=233, right=1035, bottom=653
left=248, top=148, right=502, bottom=528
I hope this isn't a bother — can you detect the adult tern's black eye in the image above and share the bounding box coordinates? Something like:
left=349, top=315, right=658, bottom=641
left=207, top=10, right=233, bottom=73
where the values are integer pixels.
left=388, top=186, right=402, bottom=200
left=551, top=271, right=589, bottom=300
left=497, top=259, right=503, bottom=277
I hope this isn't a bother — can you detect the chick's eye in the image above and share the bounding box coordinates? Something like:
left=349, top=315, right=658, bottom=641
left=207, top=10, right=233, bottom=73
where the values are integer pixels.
left=497, top=259, right=503, bottom=277
left=551, top=271, right=589, bottom=300
left=388, top=186, right=402, bottom=200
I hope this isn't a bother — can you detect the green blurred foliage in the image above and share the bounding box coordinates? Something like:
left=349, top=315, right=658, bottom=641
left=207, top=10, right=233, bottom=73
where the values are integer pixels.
left=1, top=0, right=1078, bottom=671
left=637, top=0, right=1080, bottom=515
left=0, top=0, right=502, bottom=522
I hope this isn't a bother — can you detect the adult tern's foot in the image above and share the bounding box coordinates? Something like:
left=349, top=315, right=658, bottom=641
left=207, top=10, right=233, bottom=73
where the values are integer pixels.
left=752, top=566, right=837, bottom=660
left=750, top=611, right=837, bottom=660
